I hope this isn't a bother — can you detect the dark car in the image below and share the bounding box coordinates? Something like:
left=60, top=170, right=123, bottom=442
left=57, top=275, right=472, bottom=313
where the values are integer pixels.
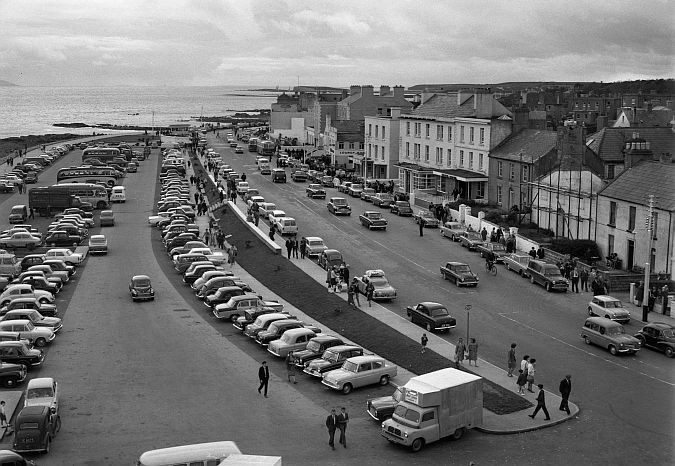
left=256, top=319, right=305, bottom=346
left=0, top=340, right=44, bottom=368
left=390, top=201, right=413, bottom=216
left=44, top=231, right=83, bottom=247
left=20, top=254, right=45, bottom=272
left=204, top=286, right=246, bottom=309
left=290, top=335, right=344, bottom=368
left=43, top=259, right=75, bottom=277
left=317, top=249, right=344, bottom=270
left=303, top=345, right=364, bottom=378
left=406, top=302, right=457, bottom=332
left=19, top=276, right=59, bottom=295
left=475, top=242, right=508, bottom=263
left=13, top=405, right=59, bottom=453
left=0, top=297, right=57, bottom=318
left=359, top=211, right=388, bottom=230
left=634, top=322, right=675, bottom=358
left=327, top=197, right=351, bottom=216
left=233, top=308, right=284, bottom=332
left=165, top=233, right=199, bottom=251
left=367, top=385, right=405, bottom=421
left=459, top=231, right=486, bottom=251
left=371, top=193, right=393, bottom=208
left=197, top=276, right=250, bottom=299
left=305, top=184, right=326, bottom=199
left=440, top=261, right=479, bottom=287
left=129, top=275, right=154, bottom=301
left=182, top=263, right=217, bottom=286
left=413, top=210, right=439, bottom=228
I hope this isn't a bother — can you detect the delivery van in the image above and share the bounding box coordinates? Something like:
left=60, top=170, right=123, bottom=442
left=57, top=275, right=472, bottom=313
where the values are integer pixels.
left=9, top=205, right=28, bottom=224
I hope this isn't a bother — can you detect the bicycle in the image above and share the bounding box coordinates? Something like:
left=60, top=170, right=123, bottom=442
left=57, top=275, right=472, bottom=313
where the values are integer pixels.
left=485, top=261, right=497, bottom=276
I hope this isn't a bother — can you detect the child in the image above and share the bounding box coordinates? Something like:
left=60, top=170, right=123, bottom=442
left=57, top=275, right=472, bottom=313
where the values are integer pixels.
left=421, top=333, right=428, bottom=354
left=516, top=369, right=527, bottom=395
left=0, top=400, right=7, bottom=428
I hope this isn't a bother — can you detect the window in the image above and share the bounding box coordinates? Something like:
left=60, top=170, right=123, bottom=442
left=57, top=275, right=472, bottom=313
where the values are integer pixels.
left=448, top=126, right=452, bottom=142
left=652, top=212, right=658, bottom=239
left=470, top=127, right=474, bottom=144
left=479, top=128, right=485, bottom=145
left=475, top=182, right=484, bottom=199
left=424, top=145, right=429, bottom=162
left=469, top=152, right=474, bottom=169
left=447, top=149, right=452, bottom=166
left=377, top=108, right=383, bottom=115
left=497, top=186, right=502, bottom=205
left=368, top=144, right=372, bottom=157
left=374, top=146, right=378, bottom=158
left=479, top=154, right=484, bottom=171
left=382, top=126, right=385, bottom=139
left=425, top=124, right=430, bottom=138
left=437, top=125, right=443, bottom=140
left=371, top=361, right=383, bottom=369
left=521, top=165, right=528, bottom=182
left=628, top=206, right=636, bottom=231
left=435, top=147, right=443, bottom=165
left=338, top=142, right=344, bottom=149
left=349, top=142, right=354, bottom=149
left=374, top=126, right=378, bottom=138
left=406, top=142, right=410, bottom=158
left=414, top=144, right=420, bottom=160
left=509, top=163, right=514, bottom=181
left=421, top=411, right=435, bottom=422
left=406, top=122, right=411, bottom=136
left=460, top=126, right=465, bottom=143
left=607, top=165, right=615, bottom=179
left=459, top=150, right=464, bottom=166
left=608, top=234, right=614, bottom=254
left=414, top=122, right=421, bottom=137
left=368, top=124, right=372, bottom=137
left=497, top=161, right=503, bottom=178
left=609, top=201, right=617, bottom=226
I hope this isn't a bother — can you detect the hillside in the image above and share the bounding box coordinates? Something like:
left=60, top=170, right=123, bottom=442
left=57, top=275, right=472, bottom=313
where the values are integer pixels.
left=0, top=79, right=17, bottom=87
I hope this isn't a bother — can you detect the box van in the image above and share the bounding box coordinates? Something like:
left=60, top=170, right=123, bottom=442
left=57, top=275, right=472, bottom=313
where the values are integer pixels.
left=580, top=317, right=641, bottom=355
left=274, top=217, right=298, bottom=235
left=271, top=169, right=286, bottom=183
left=0, top=253, right=22, bottom=278
left=9, top=205, right=28, bottom=224
left=110, top=186, right=126, bottom=203
left=527, top=260, right=568, bottom=292
left=136, top=441, right=241, bottom=466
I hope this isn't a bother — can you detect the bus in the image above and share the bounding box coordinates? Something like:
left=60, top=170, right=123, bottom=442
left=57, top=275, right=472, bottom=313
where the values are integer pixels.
left=82, top=147, right=121, bottom=164
left=52, top=183, right=109, bottom=209
left=57, top=166, right=120, bottom=187
left=257, top=139, right=275, bottom=157
left=248, top=137, right=259, bottom=152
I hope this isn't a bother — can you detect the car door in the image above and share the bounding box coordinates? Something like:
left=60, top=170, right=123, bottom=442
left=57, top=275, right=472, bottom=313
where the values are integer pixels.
left=355, top=362, right=373, bottom=388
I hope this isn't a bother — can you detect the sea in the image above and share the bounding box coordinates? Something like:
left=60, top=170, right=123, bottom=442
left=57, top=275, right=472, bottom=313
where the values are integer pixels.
left=0, top=85, right=280, bottom=139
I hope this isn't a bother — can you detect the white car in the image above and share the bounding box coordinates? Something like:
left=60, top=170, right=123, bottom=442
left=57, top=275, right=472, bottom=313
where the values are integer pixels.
left=267, top=210, right=286, bottom=224
left=272, top=217, right=298, bottom=236
left=45, top=248, right=83, bottom=266
left=305, top=237, right=327, bottom=257
left=246, top=196, right=265, bottom=208
left=24, top=377, right=59, bottom=413
left=0, top=284, right=55, bottom=307
left=258, top=202, right=277, bottom=217
left=148, top=212, right=172, bottom=226
left=236, top=182, right=249, bottom=194
left=110, top=186, right=126, bottom=203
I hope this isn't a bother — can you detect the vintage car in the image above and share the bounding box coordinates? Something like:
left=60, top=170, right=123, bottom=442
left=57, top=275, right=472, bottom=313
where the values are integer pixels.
left=367, top=385, right=405, bottom=421
left=291, top=335, right=344, bottom=368
left=267, top=209, right=287, bottom=225
left=337, top=181, right=353, bottom=193
left=0, top=340, right=44, bottom=367
left=406, top=302, right=457, bottom=332
left=320, top=175, right=334, bottom=187
left=634, top=322, right=675, bottom=357
left=0, top=284, right=55, bottom=307
left=360, top=188, right=376, bottom=202
left=327, top=197, right=352, bottom=216
left=0, top=232, right=42, bottom=250
left=42, top=259, right=74, bottom=277
left=233, top=308, right=285, bottom=332
left=0, top=309, right=62, bottom=333
left=304, top=237, right=327, bottom=257
left=44, top=248, right=83, bottom=266
left=243, top=313, right=291, bottom=339
left=243, top=189, right=261, bottom=203
left=44, top=230, right=82, bottom=247
left=587, top=295, right=631, bottom=323
left=306, top=184, right=327, bottom=199
left=413, top=210, right=439, bottom=228
left=0, top=319, right=55, bottom=347
left=197, top=275, right=248, bottom=299
left=322, top=355, right=398, bottom=394
left=129, top=275, right=154, bottom=301
left=390, top=201, right=413, bottom=216
left=24, top=377, right=59, bottom=414
left=304, top=345, right=364, bottom=378
left=318, top=249, right=344, bottom=270
left=272, top=217, right=298, bottom=236
left=204, top=286, right=247, bottom=309
left=439, top=221, right=466, bottom=241
left=347, top=183, right=364, bottom=197
left=476, top=242, right=508, bottom=262
left=291, top=170, right=307, bottom=182
left=267, top=327, right=319, bottom=358
left=28, top=264, right=69, bottom=285
left=355, top=270, right=397, bottom=301
left=256, top=319, right=307, bottom=346
left=17, top=275, right=60, bottom=296
left=371, top=193, right=393, bottom=208
left=581, top=317, right=640, bottom=355
left=88, top=234, right=108, bottom=254
left=246, top=195, right=265, bottom=208
left=12, top=405, right=59, bottom=453
left=236, top=181, right=249, bottom=194
left=213, top=294, right=283, bottom=322
left=459, top=231, right=486, bottom=251
left=0, top=297, right=57, bottom=318
left=191, top=270, right=233, bottom=293
left=503, top=252, right=531, bottom=277
left=527, top=260, right=569, bottom=292
left=359, top=211, right=388, bottom=230
left=183, top=263, right=218, bottom=286
left=257, top=202, right=277, bottom=218
left=440, top=262, right=479, bottom=287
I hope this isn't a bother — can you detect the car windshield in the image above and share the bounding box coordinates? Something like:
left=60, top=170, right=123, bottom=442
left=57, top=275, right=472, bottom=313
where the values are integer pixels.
left=280, top=332, right=293, bottom=343
left=308, top=240, right=323, bottom=246
left=394, top=405, right=421, bottom=424
left=306, top=340, right=321, bottom=352
left=368, top=213, right=382, bottom=219
left=342, top=361, right=358, bottom=372
left=455, top=265, right=471, bottom=273
left=327, top=253, right=342, bottom=261
left=606, top=326, right=625, bottom=336
left=608, top=301, right=623, bottom=308
left=430, top=307, right=449, bottom=317
left=333, top=199, right=347, bottom=206
left=134, top=278, right=151, bottom=287
left=369, top=277, right=388, bottom=287
left=323, top=351, right=339, bottom=363
left=28, top=387, right=54, bottom=398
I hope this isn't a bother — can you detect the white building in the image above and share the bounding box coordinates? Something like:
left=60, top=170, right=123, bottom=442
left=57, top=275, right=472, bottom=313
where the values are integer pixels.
left=363, top=108, right=402, bottom=180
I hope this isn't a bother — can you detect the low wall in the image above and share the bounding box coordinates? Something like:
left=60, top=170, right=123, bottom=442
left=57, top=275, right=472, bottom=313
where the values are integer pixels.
left=226, top=201, right=282, bottom=255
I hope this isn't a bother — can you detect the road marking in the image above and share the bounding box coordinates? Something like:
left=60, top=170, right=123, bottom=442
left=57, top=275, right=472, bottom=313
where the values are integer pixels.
left=498, top=313, right=675, bottom=387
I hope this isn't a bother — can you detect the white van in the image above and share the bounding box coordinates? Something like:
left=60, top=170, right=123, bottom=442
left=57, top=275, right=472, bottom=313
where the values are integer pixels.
left=110, top=186, right=126, bottom=203
left=136, top=441, right=241, bottom=466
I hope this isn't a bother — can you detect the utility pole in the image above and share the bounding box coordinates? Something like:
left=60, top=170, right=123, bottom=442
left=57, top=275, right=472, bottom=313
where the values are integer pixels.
left=641, top=195, right=655, bottom=322
left=465, top=304, right=472, bottom=345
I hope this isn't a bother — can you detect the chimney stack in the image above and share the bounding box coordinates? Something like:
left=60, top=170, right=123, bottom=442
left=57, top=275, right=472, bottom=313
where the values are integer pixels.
left=379, top=85, right=390, bottom=96
left=390, top=107, right=401, bottom=118
left=361, top=85, right=374, bottom=97
left=393, top=85, right=405, bottom=98
left=349, top=85, right=361, bottom=96
left=473, top=88, right=493, bottom=118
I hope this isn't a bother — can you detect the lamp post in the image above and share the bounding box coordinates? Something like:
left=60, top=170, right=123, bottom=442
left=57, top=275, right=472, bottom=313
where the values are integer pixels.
left=642, top=195, right=655, bottom=322
left=465, top=304, right=472, bottom=344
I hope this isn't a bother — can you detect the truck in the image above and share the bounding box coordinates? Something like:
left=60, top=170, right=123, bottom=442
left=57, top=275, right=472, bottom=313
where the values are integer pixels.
left=28, top=187, right=93, bottom=216
left=381, top=368, right=482, bottom=452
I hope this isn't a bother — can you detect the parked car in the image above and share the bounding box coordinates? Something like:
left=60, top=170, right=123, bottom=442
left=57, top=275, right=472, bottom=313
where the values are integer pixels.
left=42, top=259, right=74, bottom=277
left=205, top=286, right=247, bottom=309
left=256, top=319, right=306, bottom=346
left=0, top=320, right=55, bottom=347
left=267, top=327, right=319, bottom=358
left=527, top=260, right=569, bottom=292
left=0, top=340, right=44, bottom=368
left=327, top=197, right=351, bottom=216
left=476, top=242, right=508, bottom=262
left=183, top=263, right=218, bottom=286
left=355, top=269, right=397, bottom=300
left=18, top=276, right=59, bottom=295
left=439, top=221, right=466, bottom=241
left=44, top=230, right=82, bottom=247
left=129, top=275, right=154, bottom=301
left=359, top=211, right=388, bottom=230
left=306, top=184, right=326, bottom=199
left=581, top=317, right=640, bottom=355
left=587, top=295, right=631, bottom=323
left=303, top=345, right=365, bottom=378
left=322, top=355, right=398, bottom=394
left=0, top=284, right=55, bottom=307
left=440, top=262, right=479, bottom=287
left=290, top=335, right=344, bottom=368
left=371, top=193, right=393, bottom=208
left=459, top=231, right=486, bottom=251
left=0, top=361, right=27, bottom=388
left=192, top=270, right=233, bottom=293
left=503, top=253, right=531, bottom=277
left=197, top=275, right=249, bottom=299
left=390, top=201, right=413, bottom=216
left=317, top=249, right=344, bottom=271
left=23, top=377, right=59, bottom=414
left=0, top=297, right=57, bottom=318
left=347, top=184, right=364, bottom=197
left=304, top=237, right=327, bottom=257
left=0, top=309, right=62, bottom=333
left=272, top=217, right=298, bottom=236
left=12, top=405, right=59, bottom=453
left=244, top=313, right=292, bottom=339
left=213, top=294, right=283, bottom=322
left=0, top=232, right=42, bottom=250
left=367, top=386, right=405, bottom=421
left=634, top=322, right=675, bottom=357
left=88, top=234, right=108, bottom=254
left=233, top=308, right=282, bottom=332
left=45, top=248, right=83, bottom=266
left=413, top=210, right=439, bottom=228
left=267, top=209, right=287, bottom=225
left=406, top=302, right=457, bottom=332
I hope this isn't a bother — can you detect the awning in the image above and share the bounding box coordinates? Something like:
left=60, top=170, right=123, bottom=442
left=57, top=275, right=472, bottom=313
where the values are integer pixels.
left=432, top=168, right=488, bottom=182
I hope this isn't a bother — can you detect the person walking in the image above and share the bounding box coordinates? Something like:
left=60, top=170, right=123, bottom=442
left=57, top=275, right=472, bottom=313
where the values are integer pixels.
left=257, top=361, right=269, bottom=397
left=337, top=407, right=349, bottom=448
left=507, top=343, right=517, bottom=377
left=520, top=355, right=530, bottom=378
left=516, top=369, right=527, bottom=395
left=529, top=384, right=551, bottom=420
left=0, top=400, right=7, bottom=428
left=365, top=280, right=374, bottom=307
left=559, top=374, right=572, bottom=415
left=286, top=353, right=297, bottom=384
left=330, top=267, right=339, bottom=292
left=481, top=227, right=488, bottom=241
left=347, top=281, right=356, bottom=306
left=269, top=224, right=276, bottom=241
left=228, top=245, right=238, bottom=268
left=571, top=267, right=580, bottom=292
left=529, top=247, right=537, bottom=259
left=299, top=237, right=307, bottom=259
left=292, top=237, right=299, bottom=258
left=28, top=207, right=34, bottom=219
left=421, top=333, right=428, bottom=354
left=467, top=338, right=478, bottom=366
left=285, top=238, right=293, bottom=259
left=418, top=217, right=424, bottom=236
left=454, top=338, right=466, bottom=368
left=526, top=358, right=536, bottom=392
left=326, top=408, right=338, bottom=450
left=580, top=268, right=589, bottom=292
left=350, top=278, right=361, bottom=307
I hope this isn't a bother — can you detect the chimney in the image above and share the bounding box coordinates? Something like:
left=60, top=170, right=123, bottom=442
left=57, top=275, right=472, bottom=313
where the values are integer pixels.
left=349, top=85, right=360, bottom=96
left=379, top=85, right=390, bottom=96
left=473, top=88, right=493, bottom=118
left=393, top=85, right=405, bottom=98
left=341, top=89, right=348, bottom=100
left=361, top=85, right=374, bottom=97
left=390, top=107, right=401, bottom=119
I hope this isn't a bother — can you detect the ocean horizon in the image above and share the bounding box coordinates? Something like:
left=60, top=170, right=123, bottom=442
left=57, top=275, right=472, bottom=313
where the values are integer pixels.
left=0, top=85, right=280, bottom=139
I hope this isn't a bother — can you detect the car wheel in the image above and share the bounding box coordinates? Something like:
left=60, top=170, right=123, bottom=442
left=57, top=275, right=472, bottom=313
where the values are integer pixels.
left=411, top=438, right=424, bottom=453
left=230, top=314, right=240, bottom=323
left=2, top=376, right=18, bottom=388
left=35, top=337, right=47, bottom=347
left=341, top=383, right=353, bottom=395
left=583, top=336, right=591, bottom=345
left=39, top=297, right=49, bottom=304
left=665, top=347, right=674, bottom=358
left=545, top=283, right=552, bottom=292
left=379, top=375, right=390, bottom=386
left=426, top=323, right=433, bottom=332
left=451, top=427, right=466, bottom=440
left=530, top=276, right=535, bottom=284
left=608, top=345, right=618, bottom=355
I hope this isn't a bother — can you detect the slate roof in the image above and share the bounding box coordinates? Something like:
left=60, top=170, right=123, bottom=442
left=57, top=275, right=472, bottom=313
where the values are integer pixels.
left=490, top=129, right=558, bottom=162
left=598, top=161, right=675, bottom=211
left=407, top=93, right=512, bottom=120
left=586, top=127, right=675, bottom=162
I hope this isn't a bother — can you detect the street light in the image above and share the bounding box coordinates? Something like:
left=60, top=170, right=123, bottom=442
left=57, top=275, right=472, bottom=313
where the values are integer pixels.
left=465, top=304, right=472, bottom=344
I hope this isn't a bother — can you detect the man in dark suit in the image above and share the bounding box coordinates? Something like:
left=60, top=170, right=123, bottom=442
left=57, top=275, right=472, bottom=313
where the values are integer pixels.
left=258, top=361, right=269, bottom=397
left=529, top=384, right=551, bottom=420
left=337, top=407, right=349, bottom=448
left=559, top=374, right=572, bottom=415
left=326, top=408, right=338, bottom=450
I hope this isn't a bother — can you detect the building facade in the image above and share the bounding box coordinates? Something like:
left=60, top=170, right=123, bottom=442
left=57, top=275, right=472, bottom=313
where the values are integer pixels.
left=363, top=108, right=402, bottom=179
left=324, top=116, right=364, bottom=168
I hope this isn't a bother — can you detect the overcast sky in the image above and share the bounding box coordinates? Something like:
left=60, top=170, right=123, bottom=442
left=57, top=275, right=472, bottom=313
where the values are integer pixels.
left=0, top=0, right=672, bottom=87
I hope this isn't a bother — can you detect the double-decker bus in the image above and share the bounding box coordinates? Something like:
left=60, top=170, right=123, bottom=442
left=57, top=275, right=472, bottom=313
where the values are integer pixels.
left=82, top=147, right=121, bottom=164
left=256, top=139, right=275, bottom=157
left=57, top=166, right=120, bottom=187
left=248, top=137, right=259, bottom=152
left=52, top=183, right=109, bottom=209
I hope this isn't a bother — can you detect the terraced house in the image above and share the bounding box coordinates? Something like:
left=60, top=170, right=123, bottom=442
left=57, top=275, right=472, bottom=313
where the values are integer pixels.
left=397, top=88, right=512, bottom=203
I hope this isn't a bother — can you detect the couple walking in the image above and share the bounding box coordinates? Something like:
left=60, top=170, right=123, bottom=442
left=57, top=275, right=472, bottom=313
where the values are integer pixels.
left=326, top=407, right=349, bottom=450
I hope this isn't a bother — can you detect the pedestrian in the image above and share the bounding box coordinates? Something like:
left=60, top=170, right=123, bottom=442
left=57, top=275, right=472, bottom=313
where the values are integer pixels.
left=421, top=333, right=428, bottom=354
left=571, top=266, right=580, bottom=292
left=526, top=358, right=536, bottom=392
left=480, top=227, right=488, bottom=241
left=326, top=408, right=338, bottom=450
left=559, top=374, right=572, bottom=415
left=269, top=224, right=275, bottom=241
left=648, top=286, right=657, bottom=313
left=350, top=278, right=361, bottom=307
left=516, top=369, right=527, bottom=395
left=286, top=353, right=297, bottom=384
left=418, top=217, right=424, bottom=236
left=299, top=236, right=307, bottom=259
left=337, top=407, right=349, bottom=448
left=507, top=343, right=517, bottom=377
left=203, top=230, right=210, bottom=246
left=454, top=338, right=466, bottom=368
left=330, top=267, right=339, bottom=292
left=28, top=207, right=34, bottom=219
left=347, top=281, right=355, bottom=306
left=291, top=237, right=299, bottom=258
left=365, top=279, right=374, bottom=306
left=529, top=247, right=537, bottom=258
left=257, top=361, right=269, bottom=397
left=467, top=338, right=478, bottom=366
left=285, top=238, right=292, bottom=259
left=520, top=355, right=530, bottom=378
left=537, top=247, right=545, bottom=259
left=529, top=384, right=551, bottom=420
left=228, top=245, right=238, bottom=268
left=580, top=268, right=589, bottom=292
left=0, top=400, right=7, bottom=428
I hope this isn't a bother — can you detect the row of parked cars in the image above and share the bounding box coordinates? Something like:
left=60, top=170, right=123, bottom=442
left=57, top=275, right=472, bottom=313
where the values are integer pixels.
left=0, top=143, right=76, bottom=193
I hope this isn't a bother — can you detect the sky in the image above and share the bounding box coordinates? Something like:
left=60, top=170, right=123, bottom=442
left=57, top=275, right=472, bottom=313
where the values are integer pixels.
left=0, top=0, right=673, bottom=88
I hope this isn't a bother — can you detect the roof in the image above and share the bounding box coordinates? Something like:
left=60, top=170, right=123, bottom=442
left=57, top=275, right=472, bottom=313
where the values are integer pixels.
left=598, top=161, right=675, bottom=211
left=432, top=168, right=488, bottom=182
left=405, top=368, right=481, bottom=391
left=490, top=129, right=558, bottom=162
left=408, top=92, right=512, bottom=120
left=586, top=127, right=675, bottom=162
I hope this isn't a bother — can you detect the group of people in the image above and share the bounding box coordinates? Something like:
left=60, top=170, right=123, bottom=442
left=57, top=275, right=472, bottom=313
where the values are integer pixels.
left=451, top=337, right=479, bottom=366
left=635, top=282, right=671, bottom=313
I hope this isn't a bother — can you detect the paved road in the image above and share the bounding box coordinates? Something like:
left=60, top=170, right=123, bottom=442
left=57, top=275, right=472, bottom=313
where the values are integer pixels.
left=209, top=133, right=674, bottom=464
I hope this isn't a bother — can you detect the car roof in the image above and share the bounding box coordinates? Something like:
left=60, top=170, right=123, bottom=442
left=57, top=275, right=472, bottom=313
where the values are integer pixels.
left=585, top=316, right=623, bottom=326
left=594, top=295, right=620, bottom=302
left=323, top=249, right=341, bottom=254
left=311, top=334, right=341, bottom=342
left=283, top=327, right=316, bottom=336
left=644, top=322, right=675, bottom=330
left=17, top=405, right=50, bottom=419
left=132, top=275, right=151, bottom=281
left=305, top=236, right=323, bottom=242
left=418, top=301, right=445, bottom=308
left=446, top=261, right=468, bottom=266
left=346, top=355, right=380, bottom=363
left=27, top=377, right=55, bottom=389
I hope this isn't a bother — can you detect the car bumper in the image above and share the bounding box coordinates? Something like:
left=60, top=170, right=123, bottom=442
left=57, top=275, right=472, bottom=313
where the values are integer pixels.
left=303, top=367, right=325, bottom=378
left=321, top=379, right=341, bottom=390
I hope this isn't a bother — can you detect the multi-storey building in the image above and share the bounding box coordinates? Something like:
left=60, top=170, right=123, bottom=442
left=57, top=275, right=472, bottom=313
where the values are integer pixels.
left=324, top=116, right=364, bottom=168
left=363, top=108, right=402, bottom=179
left=568, top=93, right=622, bottom=130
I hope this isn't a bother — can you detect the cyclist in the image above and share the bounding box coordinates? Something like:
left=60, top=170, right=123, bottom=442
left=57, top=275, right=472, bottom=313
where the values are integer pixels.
left=485, top=250, right=496, bottom=272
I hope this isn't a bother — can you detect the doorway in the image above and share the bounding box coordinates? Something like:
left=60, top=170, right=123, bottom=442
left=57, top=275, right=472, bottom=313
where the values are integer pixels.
left=627, top=239, right=635, bottom=270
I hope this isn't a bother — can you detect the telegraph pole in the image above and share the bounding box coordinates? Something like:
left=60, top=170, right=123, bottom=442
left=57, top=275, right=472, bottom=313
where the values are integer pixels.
left=641, top=195, right=655, bottom=322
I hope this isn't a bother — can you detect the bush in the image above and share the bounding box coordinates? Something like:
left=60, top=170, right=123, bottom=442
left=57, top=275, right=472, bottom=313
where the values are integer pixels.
left=483, top=210, right=505, bottom=224
left=549, top=239, right=600, bottom=259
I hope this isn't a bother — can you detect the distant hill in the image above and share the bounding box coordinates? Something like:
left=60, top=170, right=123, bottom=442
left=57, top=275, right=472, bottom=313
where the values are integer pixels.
left=0, top=79, right=17, bottom=87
